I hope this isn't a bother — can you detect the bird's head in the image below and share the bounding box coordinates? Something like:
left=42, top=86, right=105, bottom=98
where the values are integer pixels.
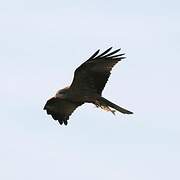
left=55, top=86, right=70, bottom=98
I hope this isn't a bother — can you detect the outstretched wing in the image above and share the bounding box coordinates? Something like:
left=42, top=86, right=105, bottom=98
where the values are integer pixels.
left=69, top=47, right=125, bottom=95
left=44, top=97, right=83, bottom=125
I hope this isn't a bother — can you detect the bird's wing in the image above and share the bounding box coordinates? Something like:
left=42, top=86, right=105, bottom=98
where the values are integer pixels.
left=44, top=97, right=83, bottom=125
left=69, top=47, right=125, bottom=95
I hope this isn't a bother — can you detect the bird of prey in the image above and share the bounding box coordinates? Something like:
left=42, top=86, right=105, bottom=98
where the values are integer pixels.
left=44, top=47, right=133, bottom=125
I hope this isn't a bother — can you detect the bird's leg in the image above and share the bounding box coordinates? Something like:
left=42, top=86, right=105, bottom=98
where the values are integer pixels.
left=95, top=100, right=116, bottom=115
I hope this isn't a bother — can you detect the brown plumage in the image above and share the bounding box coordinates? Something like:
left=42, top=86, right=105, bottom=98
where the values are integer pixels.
left=44, top=47, right=133, bottom=126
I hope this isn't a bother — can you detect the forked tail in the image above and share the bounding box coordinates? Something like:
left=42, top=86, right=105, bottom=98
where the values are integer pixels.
left=100, top=97, right=133, bottom=114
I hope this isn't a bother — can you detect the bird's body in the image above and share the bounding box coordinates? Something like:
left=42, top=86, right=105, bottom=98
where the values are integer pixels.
left=44, top=47, right=133, bottom=125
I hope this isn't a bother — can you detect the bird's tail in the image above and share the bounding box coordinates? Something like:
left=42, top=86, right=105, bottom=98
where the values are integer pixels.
left=99, top=97, right=133, bottom=114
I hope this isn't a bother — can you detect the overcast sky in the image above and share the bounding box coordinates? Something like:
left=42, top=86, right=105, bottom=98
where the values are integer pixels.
left=1, top=0, right=180, bottom=180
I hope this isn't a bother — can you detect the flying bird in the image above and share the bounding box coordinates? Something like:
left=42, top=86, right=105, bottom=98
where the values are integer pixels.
left=44, top=47, right=133, bottom=125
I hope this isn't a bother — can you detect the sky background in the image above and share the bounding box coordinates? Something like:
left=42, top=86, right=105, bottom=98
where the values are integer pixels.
left=1, top=0, right=180, bottom=179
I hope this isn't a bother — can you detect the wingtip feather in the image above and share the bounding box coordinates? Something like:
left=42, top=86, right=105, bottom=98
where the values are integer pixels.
left=88, top=49, right=100, bottom=60
left=105, top=48, right=121, bottom=57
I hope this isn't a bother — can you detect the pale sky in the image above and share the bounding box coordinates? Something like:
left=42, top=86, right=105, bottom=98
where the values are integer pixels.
left=1, top=0, right=180, bottom=180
